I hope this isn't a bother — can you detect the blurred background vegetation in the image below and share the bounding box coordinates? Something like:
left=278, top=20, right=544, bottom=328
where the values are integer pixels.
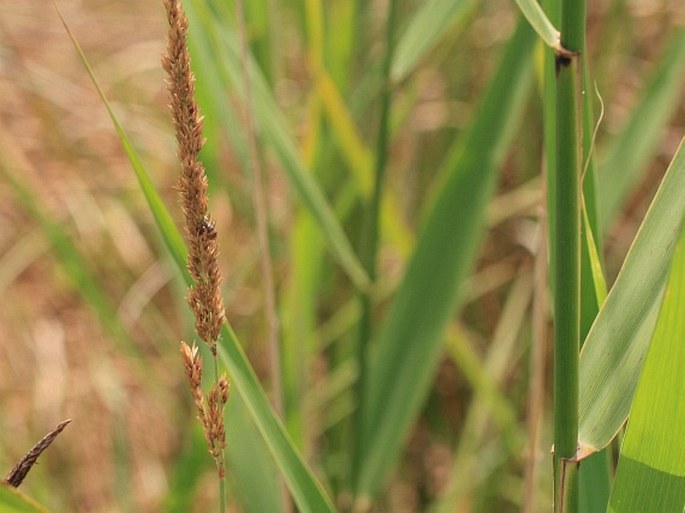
left=0, top=0, right=683, bottom=512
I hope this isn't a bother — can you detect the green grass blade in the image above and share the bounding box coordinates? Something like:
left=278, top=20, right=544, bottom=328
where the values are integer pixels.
left=316, top=71, right=374, bottom=196
left=513, top=0, right=561, bottom=50
left=354, top=18, right=536, bottom=500
left=578, top=137, right=685, bottom=458
left=607, top=223, right=685, bottom=513
left=598, top=28, right=685, bottom=231
left=325, top=0, right=356, bottom=89
left=185, top=0, right=369, bottom=290
left=52, top=2, right=189, bottom=283
left=217, top=325, right=337, bottom=513
left=391, top=0, right=476, bottom=82
left=580, top=451, right=613, bottom=513
left=226, top=393, right=284, bottom=513
left=582, top=203, right=608, bottom=311
left=281, top=213, right=326, bottom=449
left=164, top=426, right=209, bottom=513
left=0, top=484, right=51, bottom=513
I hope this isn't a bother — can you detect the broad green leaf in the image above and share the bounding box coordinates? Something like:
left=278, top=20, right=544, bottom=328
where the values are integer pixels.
left=607, top=224, right=685, bottom=513
left=598, top=28, right=685, bottom=231
left=391, top=0, right=477, bottom=82
left=578, top=137, right=685, bottom=458
left=55, top=7, right=338, bottom=512
left=354, top=18, right=537, bottom=500
left=0, top=484, right=51, bottom=513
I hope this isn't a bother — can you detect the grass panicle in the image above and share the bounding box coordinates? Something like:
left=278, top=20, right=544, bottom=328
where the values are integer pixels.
left=162, top=0, right=225, bottom=353
left=162, top=0, right=229, bottom=507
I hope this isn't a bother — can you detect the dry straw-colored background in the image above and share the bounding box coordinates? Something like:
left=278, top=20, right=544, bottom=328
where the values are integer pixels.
left=1, top=2, right=208, bottom=511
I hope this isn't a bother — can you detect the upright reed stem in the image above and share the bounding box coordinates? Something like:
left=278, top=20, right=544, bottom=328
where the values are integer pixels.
left=553, top=0, right=586, bottom=510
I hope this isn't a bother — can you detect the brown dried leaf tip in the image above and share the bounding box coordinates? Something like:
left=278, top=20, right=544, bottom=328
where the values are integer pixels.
left=180, top=342, right=230, bottom=476
left=162, top=0, right=225, bottom=352
left=5, top=419, right=71, bottom=488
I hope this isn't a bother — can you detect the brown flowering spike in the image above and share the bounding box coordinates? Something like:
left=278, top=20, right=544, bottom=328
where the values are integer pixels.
left=162, top=0, right=225, bottom=349
left=164, top=0, right=230, bottom=486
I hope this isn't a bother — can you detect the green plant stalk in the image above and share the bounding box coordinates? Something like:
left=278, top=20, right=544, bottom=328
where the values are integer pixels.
left=354, top=0, right=397, bottom=478
left=554, top=62, right=580, bottom=464
left=554, top=0, right=586, bottom=509
left=554, top=54, right=580, bottom=510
